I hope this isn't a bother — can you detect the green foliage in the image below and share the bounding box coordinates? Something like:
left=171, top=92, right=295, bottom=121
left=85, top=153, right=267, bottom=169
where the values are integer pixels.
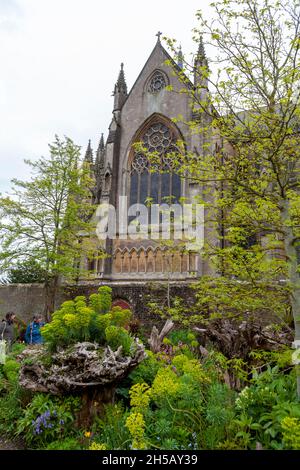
left=129, top=351, right=161, bottom=385
left=89, top=286, right=111, bottom=314
left=204, top=383, right=235, bottom=448
left=41, top=286, right=133, bottom=353
left=46, top=438, right=82, bottom=450
left=10, top=342, right=27, bottom=357
left=168, top=329, right=198, bottom=347
left=193, top=275, right=289, bottom=323
left=105, top=325, right=134, bottom=356
left=16, top=393, right=81, bottom=447
left=91, top=403, right=131, bottom=450
left=5, top=259, right=47, bottom=284
left=125, top=353, right=214, bottom=450
left=3, top=358, right=21, bottom=382
left=281, top=417, right=300, bottom=450
left=0, top=378, right=27, bottom=435
left=164, top=0, right=300, bottom=379
left=0, top=135, right=98, bottom=314
left=117, top=338, right=299, bottom=450
left=111, top=307, right=132, bottom=327
left=231, top=366, right=298, bottom=449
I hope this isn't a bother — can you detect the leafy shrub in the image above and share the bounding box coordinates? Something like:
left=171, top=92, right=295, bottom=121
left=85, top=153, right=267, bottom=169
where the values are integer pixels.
left=230, top=366, right=298, bottom=449
left=129, top=351, right=161, bottom=385
left=105, top=325, right=134, bottom=356
left=89, top=286, right=111, bottom=313
left=46, top=438, right=82, bottom=450
left=16, top=393, right=81, bottom=447
left=0, top=380, right=25, bottom=435
left=91, top=403, right=131, bottom=450
left=10, top=343, right=27, bottom=357
left=124, top=354, right=213, bottom=450
left=129, top=383, right=151, bottom=413
left=203, top=382, right=236, bottom=448
left=126, top=411, right=147, bottom=449
left=281, top=416, right=300, bottom=450
left=41, top=286, right=133, bottom=352
left=168, top=329, right=198, bottom=348
left=3, top=359, right=21, bottom=382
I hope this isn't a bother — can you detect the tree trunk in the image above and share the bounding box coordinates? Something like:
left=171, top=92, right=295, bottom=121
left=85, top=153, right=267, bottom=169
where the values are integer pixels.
left=281, top=200, right=300, bottom=399
left=77, top=385, right=116, bottom=428
left=44, top=276, right=59, bottom=322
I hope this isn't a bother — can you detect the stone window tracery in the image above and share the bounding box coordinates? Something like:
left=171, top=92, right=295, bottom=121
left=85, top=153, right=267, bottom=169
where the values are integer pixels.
left=130, top=122, right=181, bottom=206
left=148, top=71, right=167, bottom=93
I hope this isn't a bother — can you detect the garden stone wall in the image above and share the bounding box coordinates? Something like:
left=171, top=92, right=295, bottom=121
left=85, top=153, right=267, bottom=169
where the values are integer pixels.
left=0, top=281, right=197, bottom=327
left=0, top=284, right=66, bottom=323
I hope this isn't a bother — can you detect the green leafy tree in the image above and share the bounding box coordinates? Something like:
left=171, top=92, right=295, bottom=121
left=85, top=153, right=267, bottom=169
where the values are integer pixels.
left=2, top=259, right=47, bottom=284
left=162, top=0, right=300, bottom=395
left=0, top=136, right=99, bottom=319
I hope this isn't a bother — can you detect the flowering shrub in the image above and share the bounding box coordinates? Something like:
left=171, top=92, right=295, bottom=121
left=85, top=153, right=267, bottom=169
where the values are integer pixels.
left=31, top=409, right=67, bottom=439
left=125, top=412, right=147, bottom=449
left=91, top=403, right=131, bottom=450
left=105, top=325, right=135, bottom=356
left=281, top=417, right=300, bottom=450
left=172, top=354, right=210, bottom=383
left=122, top=352, right=215, bottom=450
left=89, top=442, right=107, bottom=450
left=228, top=365, right=299, bottom=449
left=129, top=383, right=151, bottom=412
left=41, top=286, right=133, bottom=352
left=16, top=393, right=81, bottom=446
left=129, top=350, right=162, bottom=385
left=151, top=367, right=181, bottom=401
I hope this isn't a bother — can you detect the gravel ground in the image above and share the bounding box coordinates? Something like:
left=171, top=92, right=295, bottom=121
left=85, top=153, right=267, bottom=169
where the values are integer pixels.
left=0, top=436, right=25, bottom=450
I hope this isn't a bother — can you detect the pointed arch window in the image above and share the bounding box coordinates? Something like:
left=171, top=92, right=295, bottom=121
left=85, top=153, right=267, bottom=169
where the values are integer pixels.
left=129, top=121, right=182, bottom=206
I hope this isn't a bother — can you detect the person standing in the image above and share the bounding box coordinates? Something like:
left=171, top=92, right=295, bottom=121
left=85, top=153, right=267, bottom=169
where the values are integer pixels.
left=25, top=315, right=45, bottom=345
left=0, top=312, right=16, bottom=351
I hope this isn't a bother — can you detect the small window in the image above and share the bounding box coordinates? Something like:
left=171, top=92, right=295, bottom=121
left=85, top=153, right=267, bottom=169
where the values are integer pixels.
left=148, top=71, right=167, bottom=93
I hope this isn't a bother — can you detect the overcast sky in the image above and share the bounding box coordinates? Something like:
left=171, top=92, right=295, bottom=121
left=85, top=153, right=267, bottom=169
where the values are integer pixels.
left=0, top=0, right=210, bottom=194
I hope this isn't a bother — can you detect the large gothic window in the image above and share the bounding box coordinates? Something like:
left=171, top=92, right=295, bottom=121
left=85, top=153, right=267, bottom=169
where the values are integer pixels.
left=129, top=122, right=181, bottom=205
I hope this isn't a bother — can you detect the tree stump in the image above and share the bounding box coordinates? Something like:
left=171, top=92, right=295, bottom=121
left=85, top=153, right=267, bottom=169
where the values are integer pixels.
left=19, top=340, right=146, bottom=426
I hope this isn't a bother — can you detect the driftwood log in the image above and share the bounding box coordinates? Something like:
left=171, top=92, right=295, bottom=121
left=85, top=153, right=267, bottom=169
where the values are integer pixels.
left=194, top=318, right=293, bottom=390
left=194, top=318, right=292, bottom=360
left=19, top=340, right=146, bottom=425
left=148, top=319, right=174, bottom=353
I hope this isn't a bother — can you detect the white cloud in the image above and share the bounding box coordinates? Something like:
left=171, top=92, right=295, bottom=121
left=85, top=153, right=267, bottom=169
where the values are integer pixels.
left=0, top=0, right=209, bottom=194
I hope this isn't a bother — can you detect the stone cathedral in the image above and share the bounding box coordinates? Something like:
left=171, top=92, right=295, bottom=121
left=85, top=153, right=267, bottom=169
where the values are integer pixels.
left=80, top=34, right=218, bottom=286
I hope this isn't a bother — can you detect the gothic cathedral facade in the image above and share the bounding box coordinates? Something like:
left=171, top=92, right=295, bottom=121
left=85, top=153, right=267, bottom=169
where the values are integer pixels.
left=81, top=35, right=219, bottom=284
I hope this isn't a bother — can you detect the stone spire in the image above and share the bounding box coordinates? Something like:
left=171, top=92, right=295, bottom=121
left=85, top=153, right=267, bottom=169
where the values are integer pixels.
left=177, top=44, right=184, bottom=69
left=98, top=133, right=104, bottom=153
left=114, top=63, right=127, bottom=95
left=95, top=133, right=105, bottom=175
left=84, top=139, right=93, bottom=164
left=195, top=34, right=207, bottom=67
left=194, top=34, right=209, bottom=91
left=113, top=63, right=128, bottom=111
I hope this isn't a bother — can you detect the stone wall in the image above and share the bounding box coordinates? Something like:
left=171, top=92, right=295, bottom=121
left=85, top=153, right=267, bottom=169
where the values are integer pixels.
left=0, top=284, right=66, bottom=323
left=0, top=281, right=196, bottom=328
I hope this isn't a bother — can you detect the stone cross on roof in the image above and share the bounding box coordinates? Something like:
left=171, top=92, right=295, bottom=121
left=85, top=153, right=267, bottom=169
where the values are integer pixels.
left=156, top=31, right=162, bottom=42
